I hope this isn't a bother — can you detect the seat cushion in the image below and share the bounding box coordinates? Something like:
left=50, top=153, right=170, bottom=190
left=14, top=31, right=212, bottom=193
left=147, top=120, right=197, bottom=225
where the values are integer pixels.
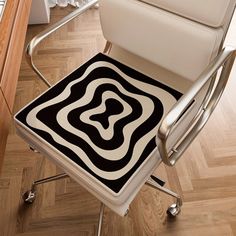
left=15, top=53, right=182, bottom=215
left=139, top=0, right=233, bottom=28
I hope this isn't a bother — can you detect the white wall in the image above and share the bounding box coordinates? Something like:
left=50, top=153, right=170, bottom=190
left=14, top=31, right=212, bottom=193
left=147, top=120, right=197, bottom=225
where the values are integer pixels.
left=29, top=0, right=50, bottom=24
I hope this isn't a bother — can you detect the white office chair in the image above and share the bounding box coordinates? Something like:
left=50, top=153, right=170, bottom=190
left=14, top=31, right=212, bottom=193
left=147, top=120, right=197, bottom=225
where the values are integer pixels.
left=14, top=0, right=236, bottom=235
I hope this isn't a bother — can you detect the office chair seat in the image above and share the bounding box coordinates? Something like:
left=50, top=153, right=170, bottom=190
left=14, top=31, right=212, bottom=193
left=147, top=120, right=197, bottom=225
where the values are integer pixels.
left=15, top=53, right=182, bottom=215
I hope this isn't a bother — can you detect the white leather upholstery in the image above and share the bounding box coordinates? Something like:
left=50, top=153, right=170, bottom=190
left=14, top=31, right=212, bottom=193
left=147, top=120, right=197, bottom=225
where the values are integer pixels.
left=109, top=44, right=193, bottom=93
left=139, top=0, right=234, bottom=28
left=99, top=0, right=224, bottom=81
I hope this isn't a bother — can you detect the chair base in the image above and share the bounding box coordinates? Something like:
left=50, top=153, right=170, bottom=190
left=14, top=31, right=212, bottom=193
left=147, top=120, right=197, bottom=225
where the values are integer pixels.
left=22, top=170, right=182, bottom=235
left=23, top=172, right=69, bottom=204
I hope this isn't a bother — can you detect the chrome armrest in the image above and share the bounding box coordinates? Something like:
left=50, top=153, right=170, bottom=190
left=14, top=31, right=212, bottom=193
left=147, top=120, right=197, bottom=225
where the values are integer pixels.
left=26, top=0, right=99, bottom=88
left=158, top=46, right=236, bottom=166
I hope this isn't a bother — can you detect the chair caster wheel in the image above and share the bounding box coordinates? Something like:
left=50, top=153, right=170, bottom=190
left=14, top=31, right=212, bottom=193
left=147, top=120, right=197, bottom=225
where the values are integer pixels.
left=23, top=190, right=36, bottom=204
left=167, top=203, right=181, bottom=217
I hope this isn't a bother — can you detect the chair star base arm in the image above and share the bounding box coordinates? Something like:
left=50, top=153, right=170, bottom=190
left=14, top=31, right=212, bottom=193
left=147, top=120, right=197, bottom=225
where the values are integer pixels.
left=23, top=173, right=69, bottom=204
left=158, top=47, right=236, bottom=166
left=145, top=178, right=182, bottom=217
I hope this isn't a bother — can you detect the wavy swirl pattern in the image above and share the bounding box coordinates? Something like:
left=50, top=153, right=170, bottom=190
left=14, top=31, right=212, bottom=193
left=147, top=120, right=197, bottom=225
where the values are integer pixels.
left=16, top=54, right=182, bottom=193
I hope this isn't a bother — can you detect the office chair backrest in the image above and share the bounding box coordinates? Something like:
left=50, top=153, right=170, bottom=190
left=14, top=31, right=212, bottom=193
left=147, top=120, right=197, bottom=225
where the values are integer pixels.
left=140, top=0, right=235, bottom=29
left=99, top=0, right=236, bottom=81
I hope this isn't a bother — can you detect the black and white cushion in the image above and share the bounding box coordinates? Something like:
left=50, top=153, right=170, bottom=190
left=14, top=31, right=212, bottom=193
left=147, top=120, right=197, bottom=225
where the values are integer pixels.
left=15, top=53, right=182, bottom=215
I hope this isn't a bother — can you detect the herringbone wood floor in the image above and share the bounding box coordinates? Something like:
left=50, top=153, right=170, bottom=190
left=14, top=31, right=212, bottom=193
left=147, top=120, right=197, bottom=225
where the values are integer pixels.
left=0, top=6, right=236, bottom=236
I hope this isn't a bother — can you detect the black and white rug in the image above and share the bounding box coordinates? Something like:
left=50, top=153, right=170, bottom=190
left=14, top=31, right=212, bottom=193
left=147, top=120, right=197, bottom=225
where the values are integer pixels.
left=15, top=53, right=182, bottom=193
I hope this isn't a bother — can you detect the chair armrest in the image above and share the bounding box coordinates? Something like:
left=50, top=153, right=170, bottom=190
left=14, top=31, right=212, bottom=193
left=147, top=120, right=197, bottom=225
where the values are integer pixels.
left=158, top=46, right=236, bottom=166
left=25, top=0, right=99, bottom=87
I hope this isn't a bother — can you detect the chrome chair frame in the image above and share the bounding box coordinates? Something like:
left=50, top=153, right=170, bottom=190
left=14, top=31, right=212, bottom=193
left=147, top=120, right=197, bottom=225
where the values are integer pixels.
left=158, top=47, right=236, bottom=166
left=23, top=0, right=236, bottom=235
